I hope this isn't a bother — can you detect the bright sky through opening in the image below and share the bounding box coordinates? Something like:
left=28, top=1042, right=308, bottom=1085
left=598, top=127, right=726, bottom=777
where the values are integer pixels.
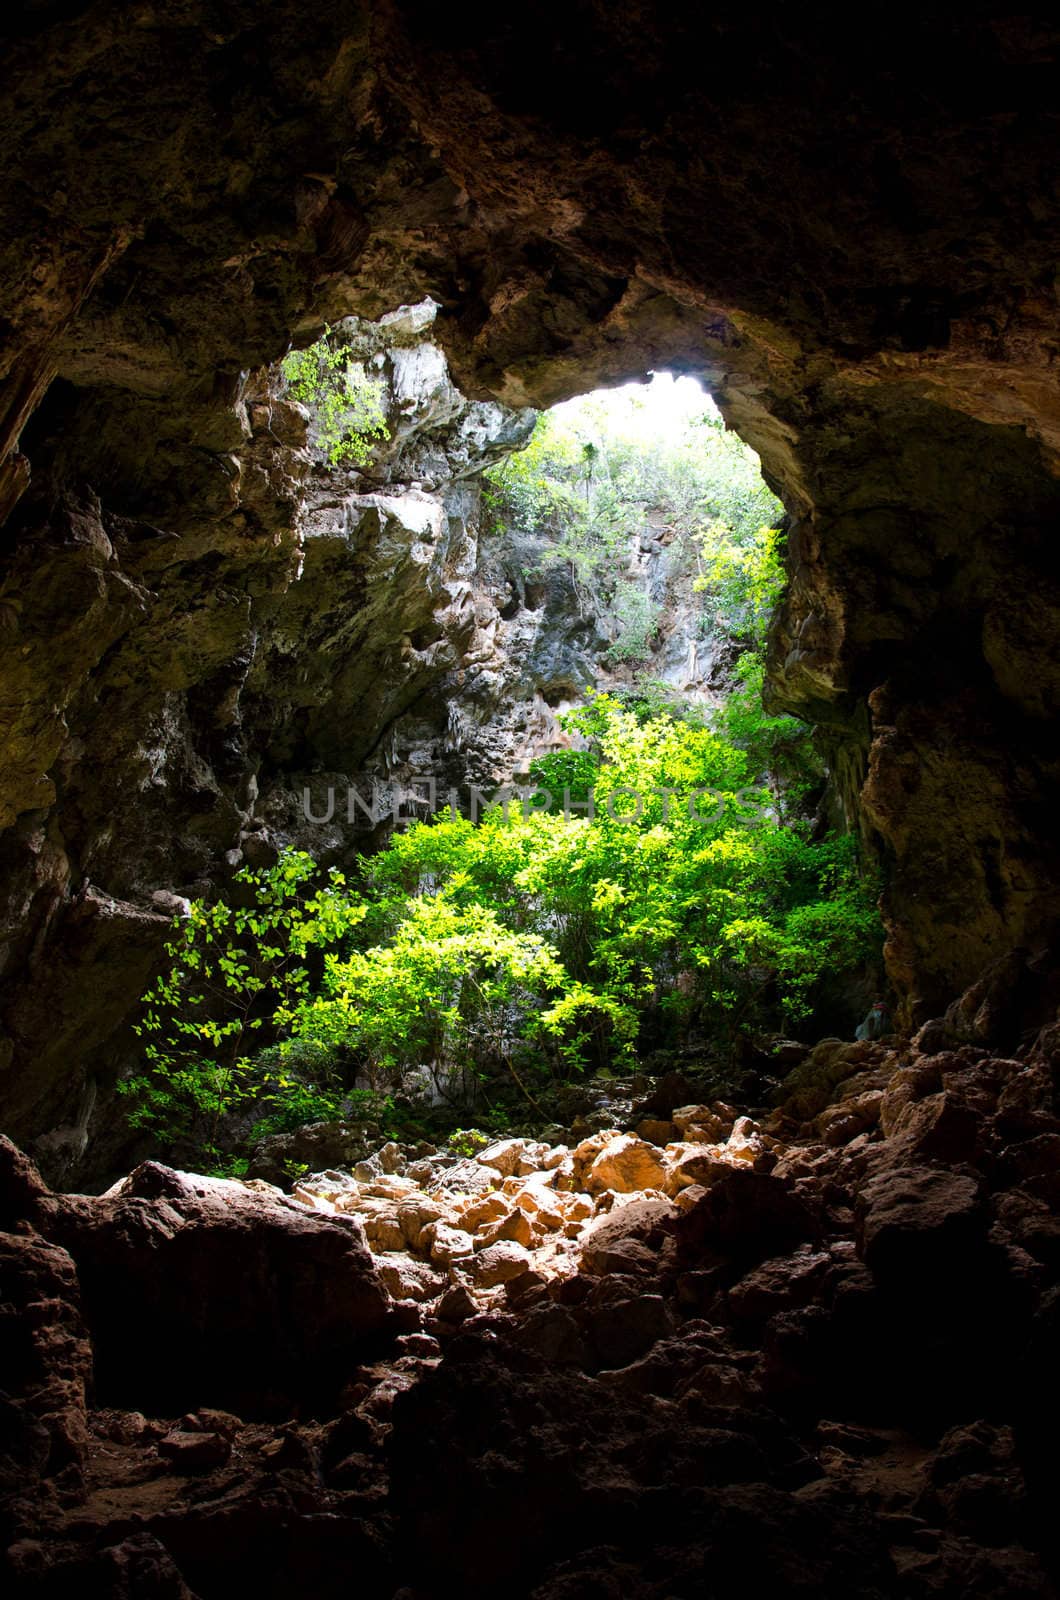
left=549, top=372, right=721, bottom=446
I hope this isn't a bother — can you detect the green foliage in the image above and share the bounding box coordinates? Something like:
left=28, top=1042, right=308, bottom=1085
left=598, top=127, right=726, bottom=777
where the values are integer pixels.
left=605, top=678, right=708, bottom=727
left=300, top=694, right=878, bottom=1071
left=694, top=520, right=786, bottom=648
left=690, top=519, right=823, bottom=812
left=448, top=1127, right=491, bottom=1158
left=118, top=853, right=366, bottom=1165
left=281, top=897, right=592, bottom=1092
left=125, top=690, right=880, bottom=1164
left=606, top=581, right=660, bottom=664
left=123, top=380, right=882, bottom=1168
left=484, top=387, right=783, bottom=644
left=712, top=652, right=822, bottom=818
left=280, top=331, right=389, bottom=466
left=528, top=747, right=597, bottom=809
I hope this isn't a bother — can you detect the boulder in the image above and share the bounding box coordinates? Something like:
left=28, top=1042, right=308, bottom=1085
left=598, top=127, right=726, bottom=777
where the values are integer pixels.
left=814, top=1091, right=884, bottom=1147
left=674, top=1170, right=819, bottom=1270
left=879, top=1060, right=946, bottom=1136
left=586, top=1134, right=668, bottom=1194
left=7, top=1533, right=200, bottom=1599
left=855, top=1164, right=986, bottom=1287
left=468, top=1240, right=532, bottom=1287
left=245, top=1120, right=371, bottom=1187
left=663, top=1142, right=732, bottom=1194
left=37, top=1161, right=389, bottom=1416
left=672, top=1104, right=729, bottom=1142
left=579, top=1291, right=672, bottom=1368
left=359, top=1206, right=407, bottom=1254
left=0, top=1227, right=92, bottom=1489
left=512, top=1305, right=589, bottom=1366
left=890, top=1090, right=980, bottom=1162
left=636, top=1118, right=677, bottom=1146
left=397, top=1196, right=450, bottom=1251
left=476, top=1207, right=534, bottom=1250
left=378, top=1256, right=448, bottom=1302
left=475, top=1138, right=537, bottom=1177
left=157, top=1428, right=231, bottom=1472
left=580, top=1196, right=678, bottom=1275
left=425, top=1222, right=476, bottom=1266
left=435, top=1283, right=478, bottom=1323
left=0, top=1134, right=48, bottom=1229
left=457, top=1191, right=510, bottom=1232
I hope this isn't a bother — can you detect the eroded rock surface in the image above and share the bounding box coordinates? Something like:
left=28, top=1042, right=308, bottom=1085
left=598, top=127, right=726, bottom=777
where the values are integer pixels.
left=2, top=1017, right=1058, bottom=1596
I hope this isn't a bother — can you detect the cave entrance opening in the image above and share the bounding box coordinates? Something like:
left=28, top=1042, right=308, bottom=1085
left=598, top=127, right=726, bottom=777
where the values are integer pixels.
left=480, top=369, right=785, bottom=745
left=112, top=323, right=880, bottom=1184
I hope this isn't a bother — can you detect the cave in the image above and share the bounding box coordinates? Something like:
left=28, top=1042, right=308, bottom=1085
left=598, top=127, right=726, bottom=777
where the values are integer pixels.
left=2, top=5, right=1060, bottom=1597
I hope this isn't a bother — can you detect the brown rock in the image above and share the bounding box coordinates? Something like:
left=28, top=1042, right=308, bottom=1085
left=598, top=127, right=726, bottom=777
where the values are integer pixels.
left=586, top=1134, right=668, bottom=1194
left=396, top=1195, right=450, bottom=1251
left=879, top=1060, right=946, bottom=1136
left=672, top=1104, right=728, bottom=1142
left=456, top=1191, right=509, bottom=1232
left=477, top=1206, right=535, bottom=1250
left=157, top=1428, right=231, bottom=1472
left=425, top=1222, right=476, bottom=1265
left=886, top=1090, right=980, bottom=1163
left=662, top=1142, right=732, bottom=1194
left=513, top=1304, right=589, bottom=1366
left=435, top=1284, right=478, bottom=1323
left=475, top=1138, right=537, bottom=1177
left=37, top=1161, right=388, bottom=1416
left=0, top=1134, right=48, bottom=1229
left=856, top=1164, right=986, bottom=1286
left=815, top=1091, right=884, bottom=1147
left=468, top=1240, right=532, bottom=1288
left=635, top=1118, right=676, bottom=1146
left=580, top=1197, right=678, bottom=1275
left=579, top=1292, right=672, bottom=1369
left=361, top=1207, right=407, bottom=1253
left=0, top=1227, right=92, bottom=1490
left=378, top=1256, right=448, bottom=1302
left=675, top=1170, right=819, bottom=1270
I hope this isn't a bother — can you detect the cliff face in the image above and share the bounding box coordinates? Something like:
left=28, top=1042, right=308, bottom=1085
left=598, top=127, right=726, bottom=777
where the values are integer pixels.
left=2, top=2, right=1060, bottom=1145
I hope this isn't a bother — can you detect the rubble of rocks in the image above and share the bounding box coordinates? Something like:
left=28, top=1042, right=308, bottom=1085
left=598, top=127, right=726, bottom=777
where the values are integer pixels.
left=274, top=1101, right=765, bottom=1320
left=2, top=1030, right=1058, bottom=1597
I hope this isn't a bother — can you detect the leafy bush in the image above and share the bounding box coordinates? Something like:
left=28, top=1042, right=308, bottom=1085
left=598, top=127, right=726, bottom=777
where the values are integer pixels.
left=279, top=330, right=389, bottom=466
left=118, top=853, right=366, bottom=1165
left=123, top=692, right=879, bottom=1166
left=448, top=1128, right=491, bottom=1157
left=606, top=581, right=660, bottom=664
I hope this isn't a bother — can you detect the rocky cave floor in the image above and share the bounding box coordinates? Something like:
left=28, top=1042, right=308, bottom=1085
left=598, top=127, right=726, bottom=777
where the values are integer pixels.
left=3, top=1019, right=1059, bottom=1599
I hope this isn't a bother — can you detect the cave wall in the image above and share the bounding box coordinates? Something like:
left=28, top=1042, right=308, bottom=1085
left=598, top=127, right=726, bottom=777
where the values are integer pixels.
left=2, top=2, right=1060, bottom=1144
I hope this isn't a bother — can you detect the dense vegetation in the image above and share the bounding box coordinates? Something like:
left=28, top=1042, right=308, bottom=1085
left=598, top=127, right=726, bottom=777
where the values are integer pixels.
left=120, top=381, right=882, bottom=1171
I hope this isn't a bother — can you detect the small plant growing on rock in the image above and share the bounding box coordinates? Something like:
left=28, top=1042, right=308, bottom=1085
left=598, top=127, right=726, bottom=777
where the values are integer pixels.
left=448, top=1128, right=491, bottom=1158
left=279, top=329, right=389, bottom=466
